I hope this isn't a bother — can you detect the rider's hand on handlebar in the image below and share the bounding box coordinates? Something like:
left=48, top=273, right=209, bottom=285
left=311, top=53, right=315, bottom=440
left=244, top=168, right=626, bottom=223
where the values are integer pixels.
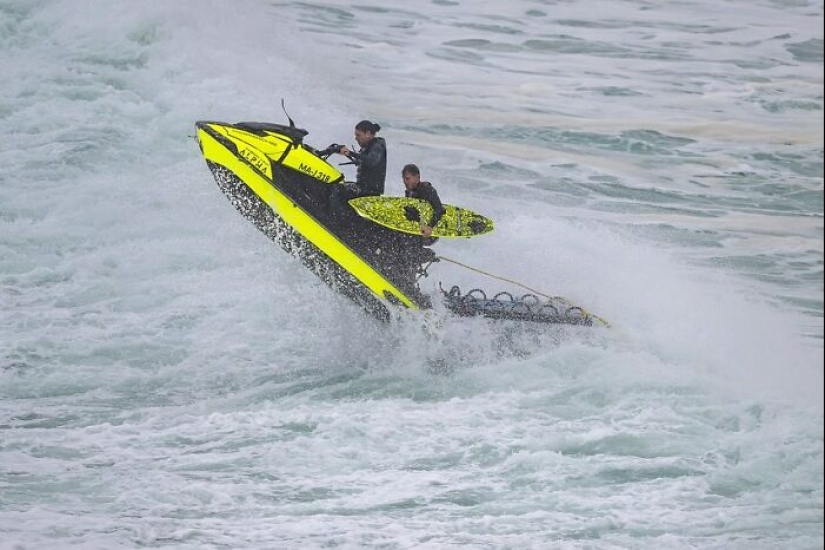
left=318, top=143, right=341, bottom=158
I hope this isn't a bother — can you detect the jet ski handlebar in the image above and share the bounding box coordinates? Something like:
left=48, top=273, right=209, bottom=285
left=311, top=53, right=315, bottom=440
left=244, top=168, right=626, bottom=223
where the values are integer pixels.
left=316, top=143, right=343, bottom=159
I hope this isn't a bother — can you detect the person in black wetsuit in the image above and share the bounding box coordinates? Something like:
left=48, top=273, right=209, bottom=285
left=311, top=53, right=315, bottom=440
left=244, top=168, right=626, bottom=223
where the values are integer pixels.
left=380, top=162, right=446, bottom=276
left=401, top=163, right=446, bottom=240
left=327, top=120, right=387, bottom=223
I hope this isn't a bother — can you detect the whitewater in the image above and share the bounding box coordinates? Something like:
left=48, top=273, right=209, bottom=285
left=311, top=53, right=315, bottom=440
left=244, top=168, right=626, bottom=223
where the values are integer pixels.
left=1, top=0, right=822, bottom=548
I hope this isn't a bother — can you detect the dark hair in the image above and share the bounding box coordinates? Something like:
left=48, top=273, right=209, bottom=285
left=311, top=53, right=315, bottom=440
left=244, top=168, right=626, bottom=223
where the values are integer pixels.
left=355, top=120, right=381, bottom=134
left=402, top=163, right=420, bottom=176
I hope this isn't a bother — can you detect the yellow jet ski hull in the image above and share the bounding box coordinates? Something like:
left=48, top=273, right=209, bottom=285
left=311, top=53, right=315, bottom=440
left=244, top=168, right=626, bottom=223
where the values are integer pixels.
left=194, top=121, right=432, bottom=322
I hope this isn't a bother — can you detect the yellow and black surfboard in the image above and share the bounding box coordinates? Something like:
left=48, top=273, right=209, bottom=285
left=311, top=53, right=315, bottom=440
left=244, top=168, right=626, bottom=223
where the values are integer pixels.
left=349, top=196, right=494, bottom=238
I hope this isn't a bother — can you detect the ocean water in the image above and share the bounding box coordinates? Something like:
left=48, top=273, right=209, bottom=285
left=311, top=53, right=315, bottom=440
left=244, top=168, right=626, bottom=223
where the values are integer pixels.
left=1, top=0, right=822, bottom=548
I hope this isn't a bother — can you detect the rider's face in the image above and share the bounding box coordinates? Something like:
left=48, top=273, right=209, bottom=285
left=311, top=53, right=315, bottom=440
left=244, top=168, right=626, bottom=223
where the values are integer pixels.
left=403, top=172, right=420, bottom=191
left=354, top=129, right=372, bottom=147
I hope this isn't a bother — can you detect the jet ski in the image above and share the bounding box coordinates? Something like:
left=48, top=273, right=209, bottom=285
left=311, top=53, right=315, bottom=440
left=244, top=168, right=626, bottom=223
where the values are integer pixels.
left=194, top=117, right=609, bottom=328
left=195, top=118, right=440, bottom=322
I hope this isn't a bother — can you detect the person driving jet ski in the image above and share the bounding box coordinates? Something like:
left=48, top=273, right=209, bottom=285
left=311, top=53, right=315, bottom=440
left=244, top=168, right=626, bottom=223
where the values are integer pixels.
left=325, top=119, right=387, bottom=223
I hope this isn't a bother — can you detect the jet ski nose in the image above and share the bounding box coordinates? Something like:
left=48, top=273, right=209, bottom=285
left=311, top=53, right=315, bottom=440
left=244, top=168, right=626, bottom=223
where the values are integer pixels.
left=195, top=120, right=225, bottom=131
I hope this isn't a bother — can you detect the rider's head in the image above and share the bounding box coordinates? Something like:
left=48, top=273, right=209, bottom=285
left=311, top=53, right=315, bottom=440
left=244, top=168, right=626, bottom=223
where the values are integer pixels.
left=402, top=163, right=421, bottom=191
left=354, top=120, right=380, bottom=148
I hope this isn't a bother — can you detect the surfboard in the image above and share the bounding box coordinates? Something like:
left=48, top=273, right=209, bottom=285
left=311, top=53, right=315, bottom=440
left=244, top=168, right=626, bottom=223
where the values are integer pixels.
left=349, top=196, right=494, bottom=238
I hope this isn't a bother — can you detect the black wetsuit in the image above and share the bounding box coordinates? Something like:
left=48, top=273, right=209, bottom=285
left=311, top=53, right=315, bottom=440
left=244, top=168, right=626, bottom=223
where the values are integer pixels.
left=405, top=180, right=445, bottom=229
left=349, top=137, right=386, bottom=196
left=329, top=137, right=387, bottom=223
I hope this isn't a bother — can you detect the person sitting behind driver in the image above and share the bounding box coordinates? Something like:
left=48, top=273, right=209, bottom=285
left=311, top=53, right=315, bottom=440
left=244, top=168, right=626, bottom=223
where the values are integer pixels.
left=401, top=163, right=445, bottom=239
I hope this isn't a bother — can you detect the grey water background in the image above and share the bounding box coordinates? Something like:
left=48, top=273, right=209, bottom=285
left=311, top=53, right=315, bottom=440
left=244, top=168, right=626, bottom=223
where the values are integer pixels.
left=1, top=0, right=822, bottom=548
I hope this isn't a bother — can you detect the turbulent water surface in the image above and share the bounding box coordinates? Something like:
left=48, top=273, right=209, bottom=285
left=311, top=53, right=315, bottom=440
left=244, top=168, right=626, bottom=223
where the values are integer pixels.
left=1, top=1, right=823, bottom=548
